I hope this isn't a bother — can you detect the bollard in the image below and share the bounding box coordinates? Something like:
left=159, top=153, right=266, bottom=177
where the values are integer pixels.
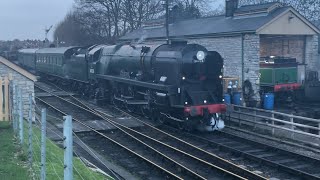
left=41, top=109, right=47, bottom=180
left=63, top=115, right=73, bottom=180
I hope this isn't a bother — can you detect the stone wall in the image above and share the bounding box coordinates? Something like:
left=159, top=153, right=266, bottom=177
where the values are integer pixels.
left=243, top=34, right=260, bottom=101
left=0, top=63, right=35, bottom=119
left=305, top=35, right=319, bottom=74
left=188, top=34, right=261, bottom=101
left=188, top=36, right=243, bottom=81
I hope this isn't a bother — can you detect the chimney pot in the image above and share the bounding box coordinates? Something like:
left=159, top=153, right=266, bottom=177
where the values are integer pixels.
left=225, top=0, right=239, bottom=17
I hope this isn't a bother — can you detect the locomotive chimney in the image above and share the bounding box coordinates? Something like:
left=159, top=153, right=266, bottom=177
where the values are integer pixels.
left=225, top=0, right=239, bottom=17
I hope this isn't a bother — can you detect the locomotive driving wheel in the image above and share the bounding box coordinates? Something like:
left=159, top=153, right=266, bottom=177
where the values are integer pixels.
left=158, top=114, right=166, bottom=124
left=125, top=103, right=135, bottom=113
left=141, top=106, right=150, bottom=118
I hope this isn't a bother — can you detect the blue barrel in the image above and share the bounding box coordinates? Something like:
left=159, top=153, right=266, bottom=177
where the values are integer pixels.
left=263, top=93, right=275, bottom=110
left=224, top=94, right=231, bottom=104
left=232, top=92, right=242, bottom=105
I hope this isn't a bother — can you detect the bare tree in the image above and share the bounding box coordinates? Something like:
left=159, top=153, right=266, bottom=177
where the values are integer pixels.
left=239, top=0, right=320, bottom=21
left=54, top=0, right=220, bottom=44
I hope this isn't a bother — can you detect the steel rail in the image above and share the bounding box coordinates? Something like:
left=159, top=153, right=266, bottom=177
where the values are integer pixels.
left=35, top=87, right=210, bottom=179
left=35, top=84, right=253, bottom=179
left=106, top=106, right=267, bottom=179
left=162, top=125, right=320, bottom=180
left=54, top=82, right=320, bottom=179
left=36, top=97, right=185, bottom=180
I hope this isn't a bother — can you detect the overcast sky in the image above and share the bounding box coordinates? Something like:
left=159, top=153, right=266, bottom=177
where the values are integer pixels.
left=0, top=0, right=74, bottom=41
left=0, top=0, right=224, bottom=41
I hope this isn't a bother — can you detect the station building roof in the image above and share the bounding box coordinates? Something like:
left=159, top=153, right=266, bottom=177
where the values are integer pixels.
left=120, top=3, right=320, bottom=41
left=0, top=56, right=37, bottom=81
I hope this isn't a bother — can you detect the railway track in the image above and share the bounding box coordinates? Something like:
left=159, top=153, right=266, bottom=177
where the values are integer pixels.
left=159, top=126, right=320, bottom=180
left=108, top=105, right=320, bottom=180
left=36, top=82, right=320, bottom=179
left=35, top=83, right=265, bottom=179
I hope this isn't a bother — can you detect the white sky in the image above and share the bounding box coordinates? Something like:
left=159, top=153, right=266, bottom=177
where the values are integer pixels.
left=0, top=0, right=224, bottom=41
left=0, top=0, right=74, bottom=41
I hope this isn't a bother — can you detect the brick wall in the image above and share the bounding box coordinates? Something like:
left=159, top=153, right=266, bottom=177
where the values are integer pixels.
left=260, top=35, right=305, bottom=63
left=0, top=64, right=35, bottom=119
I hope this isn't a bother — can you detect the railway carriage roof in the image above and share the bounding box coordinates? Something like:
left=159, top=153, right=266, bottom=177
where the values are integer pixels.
left=36, top=47, right=77, bottom=54
left=18, top=48, right=38, bottom=54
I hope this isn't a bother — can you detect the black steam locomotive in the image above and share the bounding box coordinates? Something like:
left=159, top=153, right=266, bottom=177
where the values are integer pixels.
left=18, top=41, right=226, bottom=131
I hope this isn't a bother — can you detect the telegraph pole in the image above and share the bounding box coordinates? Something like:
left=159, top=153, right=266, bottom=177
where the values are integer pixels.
left=165, top=0, right=170, bottom=44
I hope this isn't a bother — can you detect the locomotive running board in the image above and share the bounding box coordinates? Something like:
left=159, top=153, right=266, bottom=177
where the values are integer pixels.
left=96, top=74, right=176, bottom=92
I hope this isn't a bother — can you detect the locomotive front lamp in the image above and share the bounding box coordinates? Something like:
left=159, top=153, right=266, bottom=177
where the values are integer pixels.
left=204, top=100, right=207, bottom=104
left=182, top=76, right=186, bottom=80
left=219, top=75, right=223, bottom=79
left=196, top=51, right=205, bottom=61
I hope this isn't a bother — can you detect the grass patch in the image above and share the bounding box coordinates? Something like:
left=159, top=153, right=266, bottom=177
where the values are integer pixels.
left=22, top=121, right=111, bottom=180
left=0, top=121, right=29, bottom=180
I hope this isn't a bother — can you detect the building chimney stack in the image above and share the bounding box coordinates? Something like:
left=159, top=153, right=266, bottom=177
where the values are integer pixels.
left=225, top=0, right=239, bottom=17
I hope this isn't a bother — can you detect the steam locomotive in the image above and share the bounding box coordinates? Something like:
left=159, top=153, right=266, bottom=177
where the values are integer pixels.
left=18, top=41, right=226, bottom=131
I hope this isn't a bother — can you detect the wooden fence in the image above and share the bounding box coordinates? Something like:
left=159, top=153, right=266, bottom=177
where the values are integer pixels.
left=0, top=76, right=10, bottom=121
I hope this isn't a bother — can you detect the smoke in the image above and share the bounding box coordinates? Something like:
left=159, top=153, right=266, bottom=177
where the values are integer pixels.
left=136, top=34, right=148, bottom=44
left=136, top=29, right=148, bottom=44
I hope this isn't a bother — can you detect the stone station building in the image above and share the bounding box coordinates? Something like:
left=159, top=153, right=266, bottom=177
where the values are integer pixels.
left=0, top=56, right=36, bottom=119
left=120, top=1, right=320, bottom=103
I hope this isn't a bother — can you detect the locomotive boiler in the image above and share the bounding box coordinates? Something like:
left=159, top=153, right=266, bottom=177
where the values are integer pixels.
left=93, top=41, right=226, bottom=131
